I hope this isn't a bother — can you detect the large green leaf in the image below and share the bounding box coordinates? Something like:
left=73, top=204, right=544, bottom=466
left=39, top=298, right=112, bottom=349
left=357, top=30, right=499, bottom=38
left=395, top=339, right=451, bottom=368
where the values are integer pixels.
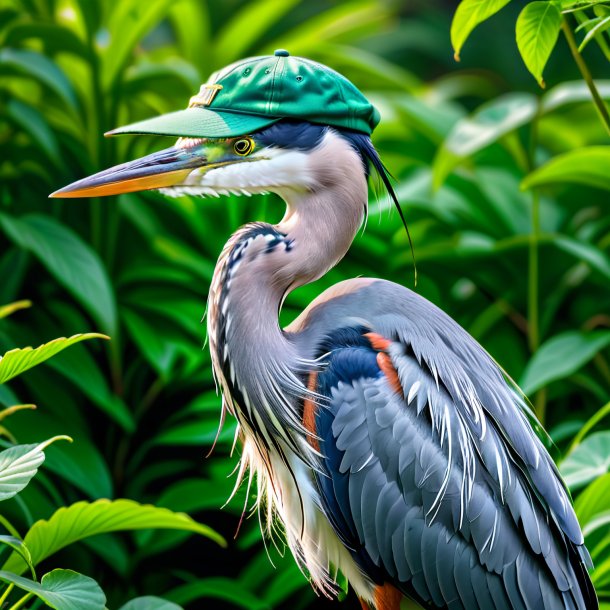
left=0, top=569, right=105, bottom=610
left=520, top=330, right=610, bottom=395
left=118, top=596, right=183, bottom=610
left=433, top=93, right=538, bottom=188
left=0, top=48, right=78, bottom=111
left=516, top=1, right=562, bottom=87
left=2, top=499, right=225, bottom=574
left=0, top=215, right=117, bottom=334
left=167, top=578, right=269, bottom=610
left=560, top=431, right=610, bottom=491
left=522, top=146, right=610, bottom=191
left=0, top=436, right=70, bottom=501
left=450, top=0, right=513, bottom=60
left=0, top=334, right=106, bottom=384
left=102, top=0, right=175, bottom=89
left=0, top=535, right=35, bottom=578
left=575, top=473, right=610, bottom=526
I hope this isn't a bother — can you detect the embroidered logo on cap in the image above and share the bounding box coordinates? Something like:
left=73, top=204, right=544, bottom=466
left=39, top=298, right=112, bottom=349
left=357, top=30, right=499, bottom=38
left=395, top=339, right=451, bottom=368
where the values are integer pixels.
left=189, top=84, right=223, bottom=108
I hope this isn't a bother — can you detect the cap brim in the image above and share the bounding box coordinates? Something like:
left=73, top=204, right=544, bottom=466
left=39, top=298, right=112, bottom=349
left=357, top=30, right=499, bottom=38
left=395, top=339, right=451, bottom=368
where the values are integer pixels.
left=105, top=107, right=279, bottom=138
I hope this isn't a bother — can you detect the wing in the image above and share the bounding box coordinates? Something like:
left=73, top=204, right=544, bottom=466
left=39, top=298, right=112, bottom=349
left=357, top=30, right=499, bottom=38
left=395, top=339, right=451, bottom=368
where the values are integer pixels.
left=300, top=282, right=596, bottom=610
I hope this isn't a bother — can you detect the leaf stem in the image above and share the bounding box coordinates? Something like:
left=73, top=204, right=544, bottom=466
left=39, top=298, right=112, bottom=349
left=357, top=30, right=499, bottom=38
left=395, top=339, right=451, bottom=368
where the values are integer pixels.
left=8, top=592, right=33, bottom=610
left=0, top=583, right=14, bottom=606
left=562, top=17, right=610, bottom=135
left=568, top=399, right=610, bottom=452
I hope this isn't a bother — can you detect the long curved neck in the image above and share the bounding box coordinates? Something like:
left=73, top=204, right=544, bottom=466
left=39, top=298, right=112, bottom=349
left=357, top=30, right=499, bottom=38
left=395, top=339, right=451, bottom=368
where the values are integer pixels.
left=208, top=134, right=368, bottom=451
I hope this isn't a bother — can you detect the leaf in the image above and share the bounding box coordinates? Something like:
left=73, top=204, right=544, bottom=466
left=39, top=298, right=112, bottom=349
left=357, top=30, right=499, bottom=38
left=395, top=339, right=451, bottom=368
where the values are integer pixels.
left=102, top=0, right=175, bottom=89
left=579, top=14, right=610, bottom=50
left=0, top=436, right=71, bottom=501
left=541, top=80, right=610, bottom=113
left=0, top=334, right=107, bottom=384
left=2, top=499, right=225, bottom=574
left=433, top=93, right=538, bottom=188
left=522, top=146, right=610, bottom=191
left=118, top=596, right=183, bottom=610
left=0, top=535, right=35, bottom=578
left=520, top=330, right=610, bottom=395
left=560, top=431, right=610, bottom=490
left=450, top=0, right=513, bottom=60
left=553, top=235, right=610, bottom=281
left=516, top=1, right=562, bottom=87
left=0, top=300, right=31, bottom=319
left=0, top=49, right=78, bottom=111
left=0, top=569, right=105, bottom=610
left=0, top=214, right=117, bottom=334
left=167, top=578, right=269, bottom=610
left=575, top=472, right=610, bottom=526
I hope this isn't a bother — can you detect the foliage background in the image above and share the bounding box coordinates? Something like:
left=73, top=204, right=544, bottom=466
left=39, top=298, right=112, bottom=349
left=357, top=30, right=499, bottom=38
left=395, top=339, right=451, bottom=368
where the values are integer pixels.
left=1, top=0, right=609, bottom=608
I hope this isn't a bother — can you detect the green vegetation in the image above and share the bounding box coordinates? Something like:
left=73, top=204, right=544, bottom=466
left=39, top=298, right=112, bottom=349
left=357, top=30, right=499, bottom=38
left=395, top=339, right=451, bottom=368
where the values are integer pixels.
left=0, top=0, right=609, bottom=608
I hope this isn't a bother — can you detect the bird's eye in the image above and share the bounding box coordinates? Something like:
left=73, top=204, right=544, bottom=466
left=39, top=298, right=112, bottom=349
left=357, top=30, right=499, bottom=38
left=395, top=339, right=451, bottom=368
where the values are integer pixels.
left=233, top=138, right=254, bottom=156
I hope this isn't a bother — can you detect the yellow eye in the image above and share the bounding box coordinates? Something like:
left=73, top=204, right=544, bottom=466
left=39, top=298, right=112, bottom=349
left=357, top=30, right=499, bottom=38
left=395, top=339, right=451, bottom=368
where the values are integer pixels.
left=233, top=138, right=254, bottom=156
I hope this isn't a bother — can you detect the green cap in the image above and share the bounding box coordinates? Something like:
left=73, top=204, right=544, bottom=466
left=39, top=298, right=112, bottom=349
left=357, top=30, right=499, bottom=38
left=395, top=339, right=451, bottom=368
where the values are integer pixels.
left=107, top=50, right=380, bottom=138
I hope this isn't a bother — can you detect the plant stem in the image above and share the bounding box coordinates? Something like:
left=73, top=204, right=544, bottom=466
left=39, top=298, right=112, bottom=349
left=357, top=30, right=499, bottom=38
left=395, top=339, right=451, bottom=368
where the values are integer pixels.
left=562, top=17, right=610, bottom=135
left=8, top=592, right=33, bottom=610
left=0, top=584, right=14, bottom=606
left=568, top=399, right=610, bottom=452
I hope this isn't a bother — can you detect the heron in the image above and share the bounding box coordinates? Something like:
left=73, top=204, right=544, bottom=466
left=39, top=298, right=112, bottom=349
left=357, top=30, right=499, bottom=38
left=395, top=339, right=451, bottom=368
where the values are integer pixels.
left=52, top=51, right=597, bottom=610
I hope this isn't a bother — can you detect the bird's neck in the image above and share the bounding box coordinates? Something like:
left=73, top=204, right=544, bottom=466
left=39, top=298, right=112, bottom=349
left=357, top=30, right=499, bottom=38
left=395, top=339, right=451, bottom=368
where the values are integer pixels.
left=208, top=140, right=368, bottom=451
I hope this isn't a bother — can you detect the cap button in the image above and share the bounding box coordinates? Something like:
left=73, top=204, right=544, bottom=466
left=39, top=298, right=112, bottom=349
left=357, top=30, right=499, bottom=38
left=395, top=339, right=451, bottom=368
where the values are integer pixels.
left=274, top=49, right=290, bottom=57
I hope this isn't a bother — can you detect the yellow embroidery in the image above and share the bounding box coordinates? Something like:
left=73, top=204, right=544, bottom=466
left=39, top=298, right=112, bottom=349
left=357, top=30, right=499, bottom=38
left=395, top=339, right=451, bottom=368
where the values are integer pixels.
left=189, top=84, right=223, bottom=107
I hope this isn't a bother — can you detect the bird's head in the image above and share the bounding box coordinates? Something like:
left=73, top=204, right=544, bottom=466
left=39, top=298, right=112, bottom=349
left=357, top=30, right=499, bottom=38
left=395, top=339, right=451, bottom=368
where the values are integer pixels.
left=51, top=50, right=386, bottom=201
left=51, top=121, right=363, bottom=200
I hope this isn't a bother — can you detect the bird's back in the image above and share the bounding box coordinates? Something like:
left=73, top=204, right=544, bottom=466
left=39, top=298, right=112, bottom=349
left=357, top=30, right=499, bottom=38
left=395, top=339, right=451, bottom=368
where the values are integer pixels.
left=287, top=278, right=597, bottom=610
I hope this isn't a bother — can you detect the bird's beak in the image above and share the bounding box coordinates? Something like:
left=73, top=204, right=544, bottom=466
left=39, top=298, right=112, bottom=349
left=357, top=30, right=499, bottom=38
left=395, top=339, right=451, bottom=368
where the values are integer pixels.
left=50, top=144, right=207, bottom=198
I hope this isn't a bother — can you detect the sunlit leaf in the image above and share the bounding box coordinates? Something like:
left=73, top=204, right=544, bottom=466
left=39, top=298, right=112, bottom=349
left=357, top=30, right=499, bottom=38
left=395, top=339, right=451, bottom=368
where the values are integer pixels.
left=522, top=146, right=610, bottom=191
left=0, top=569, right=105, bottom=610
left=541, top=80, right=610, bottom=112
left=433, top=93, right=538, bottom=188
left=579, top=14, right=610, bottom=50
left=0, top=334, right=106, bottom=384
left=2, top=499, right=225, bottom=574
left=520, top=330, right=610, bottom=395
left=0, top=436, right=71, bottom=501
left=0, top=214, right=117, bottom=334
left=561, top=431, right=610, bottom=490
left=450, top=0, right=513, bottom=60
left=0, top=535, right=35, bottom=578
left=516, top=1, right=562, bottom=87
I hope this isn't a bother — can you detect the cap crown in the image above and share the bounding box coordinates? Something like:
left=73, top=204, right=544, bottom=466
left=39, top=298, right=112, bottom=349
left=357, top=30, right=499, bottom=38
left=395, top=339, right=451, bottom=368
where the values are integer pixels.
left=193, top=52, right=379, bottom=135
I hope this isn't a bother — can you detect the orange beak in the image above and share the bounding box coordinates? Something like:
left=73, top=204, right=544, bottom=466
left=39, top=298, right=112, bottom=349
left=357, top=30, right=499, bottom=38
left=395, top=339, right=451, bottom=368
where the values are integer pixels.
left=50, top=145, right=206, bottom=198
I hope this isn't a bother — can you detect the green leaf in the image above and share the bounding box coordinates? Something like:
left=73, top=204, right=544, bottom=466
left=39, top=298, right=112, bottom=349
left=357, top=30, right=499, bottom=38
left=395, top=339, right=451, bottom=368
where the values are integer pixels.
left=2, top=499, right=226, bottom=574
left=0, top=436, right=71, bottom=501
left=450, top=0, right=513, bottom=60
left=6, top=99, right=61, bottom=163
left=167, top=578, right=269, bottom=610
left=520, top=330, right=610, bottom=395
left=433, top=93, right=538, bottom=188
left=579, top=14, right=610, bottom=51
left=0, top=334, right=107, bottom=384
left=0, top=49, right=78, bottom=111
left=553, top=235, right=610, bottom=281
left=102, top=0, right=175, bottom=89
left=541, top=80, right=610, bottom=113
left=0, top=535, right=35, bottom=578
left=560, top=431, right=610, bottom=490
left=0, top=569, right=105, bottom=610
left=118, top=596, right=183, bottom=610
left=0, top=300, right=31, bottom=319
left=522, top=146, right=610, bottom=191
left=575, top=472, right=610, bottom=526
left=0, top=214, right=117, bottom=334
left=516, top=1, right=562, bottom=87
